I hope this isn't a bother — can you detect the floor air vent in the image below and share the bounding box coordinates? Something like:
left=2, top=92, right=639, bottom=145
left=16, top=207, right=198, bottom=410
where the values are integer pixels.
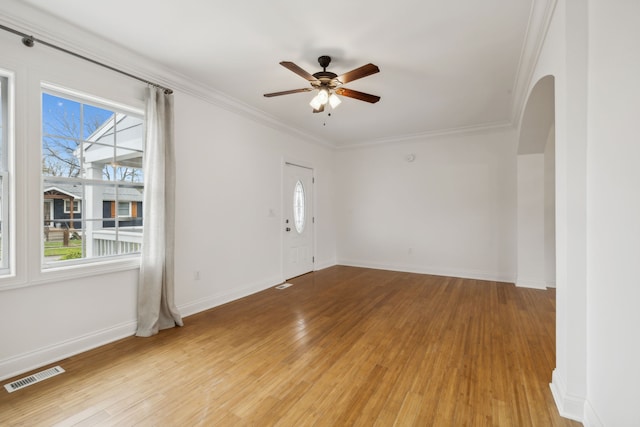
left=4, top=366, right=65, bottom=393
left=275, top=283, right=293, bottom=290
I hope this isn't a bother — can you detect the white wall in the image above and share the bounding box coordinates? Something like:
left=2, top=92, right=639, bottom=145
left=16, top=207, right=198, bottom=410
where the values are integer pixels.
left=525, top=0, right=640, bottom=424
left=516, top=73, right=556, bottom=290
left=0, top=3, right=336, bottom=380
left=544, top=128, right=556, bottom=287
left=173, top=92, right=336, bottom=316
left=586, top=0, right=640, bottom=425
left=525, top=0, right=590, bottom=421
left=516, top=153, right=546, bottom=288
left=335, top=127, right=517, bottom=282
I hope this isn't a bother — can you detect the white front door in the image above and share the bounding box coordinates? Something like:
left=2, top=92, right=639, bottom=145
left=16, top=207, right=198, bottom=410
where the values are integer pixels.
left=283, top=163, right=314, bottom=280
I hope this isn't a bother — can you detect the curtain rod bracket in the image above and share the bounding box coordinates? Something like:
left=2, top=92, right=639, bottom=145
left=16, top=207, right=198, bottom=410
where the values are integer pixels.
left=22, top=36, right=34, bottom=47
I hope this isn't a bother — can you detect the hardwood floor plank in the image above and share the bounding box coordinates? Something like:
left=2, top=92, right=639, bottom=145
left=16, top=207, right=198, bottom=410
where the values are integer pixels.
left=0, top=266, right=579, bottom=426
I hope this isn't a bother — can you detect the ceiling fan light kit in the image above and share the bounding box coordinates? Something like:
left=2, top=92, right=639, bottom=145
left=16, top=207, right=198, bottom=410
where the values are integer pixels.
left=264, top=55, right=380, bottom=113
left=329, top=92, right=341, bottom=108
left=310, top=88, right=329, bottom=110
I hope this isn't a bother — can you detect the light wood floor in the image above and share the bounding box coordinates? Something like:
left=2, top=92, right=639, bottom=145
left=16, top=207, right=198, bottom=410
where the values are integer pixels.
left=1, top=266, right=580, bottom=426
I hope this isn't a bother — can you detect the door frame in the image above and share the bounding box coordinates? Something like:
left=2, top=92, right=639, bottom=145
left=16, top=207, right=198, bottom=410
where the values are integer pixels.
left=281, top=159, right=315, bottom=281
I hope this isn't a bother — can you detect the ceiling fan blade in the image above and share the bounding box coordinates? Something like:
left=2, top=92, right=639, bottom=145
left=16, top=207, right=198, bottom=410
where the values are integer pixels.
left=264, top=88, right=313, bottom=97
left=280, top=61, right=318, bottom=82
left=335, top=87, right=381, bottom=103
left=312, top=104, right=325, bottom=113
left=336, top=63, right=380, bottom=84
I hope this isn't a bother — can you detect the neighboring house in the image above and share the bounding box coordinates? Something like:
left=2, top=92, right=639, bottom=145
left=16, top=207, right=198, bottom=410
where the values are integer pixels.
left=43, top=184, right=143, bottom=232
left=101, top=188, right=143, bottom=228
left=43, top=184, right=83, bottom=230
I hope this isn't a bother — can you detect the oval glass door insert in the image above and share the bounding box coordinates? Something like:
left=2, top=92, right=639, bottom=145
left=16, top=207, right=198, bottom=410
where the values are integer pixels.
left=293, top=180, right=305, bottom=233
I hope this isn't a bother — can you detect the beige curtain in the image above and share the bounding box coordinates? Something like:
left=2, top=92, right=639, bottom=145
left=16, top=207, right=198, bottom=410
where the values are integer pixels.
left=136, top=87, right=183, bottom=337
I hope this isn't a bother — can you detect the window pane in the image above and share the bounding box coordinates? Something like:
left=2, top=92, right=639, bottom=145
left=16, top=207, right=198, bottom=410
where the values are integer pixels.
left=42, top=136, right=82, bottom=177
left=0, top=175, right=3, bottom=263
left=118, top=202, right=130, bottom=217
left=42, top=93, right=81, bottom=140
left=86, top=118, right=144, bottom=182
left=42, top=88, right=144, bottom=266
left=115, top=165, right=144, bottom=183
left=42, top=179, right=84, bottom=262
left=0, top=77, right=4, bottom=268
left=0, top=81, right=3, bottom=162
left=83, top=104, right=114, bottom=139
left=114, top=115, right=144, bottom=149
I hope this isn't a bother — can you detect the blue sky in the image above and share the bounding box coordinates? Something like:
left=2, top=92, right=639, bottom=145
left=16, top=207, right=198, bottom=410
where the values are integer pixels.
left=42, top=93, right=114, bottom=178
left=42, top=92, right=144, bottom=182
left=42, top=93, right=113, bottom=139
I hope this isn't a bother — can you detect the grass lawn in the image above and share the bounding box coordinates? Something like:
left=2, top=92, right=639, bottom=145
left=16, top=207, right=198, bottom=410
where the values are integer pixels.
left=44, top=241, right=82, bottom=258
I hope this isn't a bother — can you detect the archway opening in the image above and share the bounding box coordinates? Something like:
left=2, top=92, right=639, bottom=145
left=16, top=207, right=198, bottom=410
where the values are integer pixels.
left=517, top=75, right=556, bottom=288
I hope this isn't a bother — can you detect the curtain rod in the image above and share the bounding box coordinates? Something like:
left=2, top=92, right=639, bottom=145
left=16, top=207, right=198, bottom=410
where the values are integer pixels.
left=0, top=23, right=173, bottom=95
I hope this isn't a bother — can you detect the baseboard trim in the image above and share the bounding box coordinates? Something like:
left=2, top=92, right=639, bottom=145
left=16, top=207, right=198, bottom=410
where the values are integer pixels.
left=515, top=277, right=548, bottom=289
left=583, top=399, right=604, bottom=427
left=178, top=275, right=282, bottom=318
left=550, top=369, right=585, bottom=422
left=337, top=259, right=514, bottom=283
left=0, top=320, right=136, bottom=382
left=314, top=259, right=337, bottom=271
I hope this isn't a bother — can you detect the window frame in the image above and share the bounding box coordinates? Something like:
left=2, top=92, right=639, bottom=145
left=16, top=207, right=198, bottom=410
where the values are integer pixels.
left=0, top=70, right=14, bottom=277
left=40, top=83, right=145, bottom=270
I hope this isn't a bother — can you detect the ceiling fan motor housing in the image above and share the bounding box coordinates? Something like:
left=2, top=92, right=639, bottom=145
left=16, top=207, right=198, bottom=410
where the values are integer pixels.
left=318, top=55, right=332, bottom=69
left=312, top=71, right=339, bottom=87
left=313, top=56, right=339, bottom=88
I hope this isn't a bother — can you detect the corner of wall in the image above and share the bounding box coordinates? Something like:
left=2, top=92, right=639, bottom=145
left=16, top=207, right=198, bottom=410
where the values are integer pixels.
left=550, top=369, right=586, bottom=423
left=582, top=400, right=604, bottom=427
left=314, top=259, right=337, bottom=272
left=515, top=277, right=549, bottom=289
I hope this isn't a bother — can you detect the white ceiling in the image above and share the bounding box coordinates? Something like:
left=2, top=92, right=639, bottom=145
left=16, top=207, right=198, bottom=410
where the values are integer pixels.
left=17, top=0, right=534, bottom=147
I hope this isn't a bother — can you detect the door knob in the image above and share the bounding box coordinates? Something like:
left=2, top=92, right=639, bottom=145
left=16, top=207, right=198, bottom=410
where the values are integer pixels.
left=286, top=227, right=291, bottom=232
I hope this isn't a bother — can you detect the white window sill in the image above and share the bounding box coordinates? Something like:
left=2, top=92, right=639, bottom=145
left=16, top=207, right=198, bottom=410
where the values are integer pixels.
left=0, top=256, right=141, bottom=291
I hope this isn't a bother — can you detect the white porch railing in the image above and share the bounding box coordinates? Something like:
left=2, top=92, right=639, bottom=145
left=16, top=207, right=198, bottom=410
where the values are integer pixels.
left=92, top=227, right=142, bottom=256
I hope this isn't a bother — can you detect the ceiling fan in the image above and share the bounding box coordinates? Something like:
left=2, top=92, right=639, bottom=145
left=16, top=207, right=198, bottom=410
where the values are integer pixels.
left=264, top=55, right=380, bottom=113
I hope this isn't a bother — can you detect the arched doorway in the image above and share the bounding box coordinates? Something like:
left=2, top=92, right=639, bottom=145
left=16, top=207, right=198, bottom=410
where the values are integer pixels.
left=516, top=75, right=556, bottom=288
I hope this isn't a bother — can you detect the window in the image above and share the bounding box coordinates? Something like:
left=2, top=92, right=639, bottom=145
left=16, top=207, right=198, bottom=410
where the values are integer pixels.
left=63, top=199, right=82, bottom=213
left=0, top=71, right=12, bottom=273
left=293, top=180, right=305, bottom=234
left=42, top=86, right=144, bottom=266
left=117, top=201, right=131, bottom=217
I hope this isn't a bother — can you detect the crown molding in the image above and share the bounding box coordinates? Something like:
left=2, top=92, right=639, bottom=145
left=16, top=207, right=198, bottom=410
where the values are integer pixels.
left=335, top=120, right=515, bottom=151
left=1, top=0, right=548, bottom=152
left=510, top=0, right=558, bottom=128
left=171, top=78, right=334, bottom=149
